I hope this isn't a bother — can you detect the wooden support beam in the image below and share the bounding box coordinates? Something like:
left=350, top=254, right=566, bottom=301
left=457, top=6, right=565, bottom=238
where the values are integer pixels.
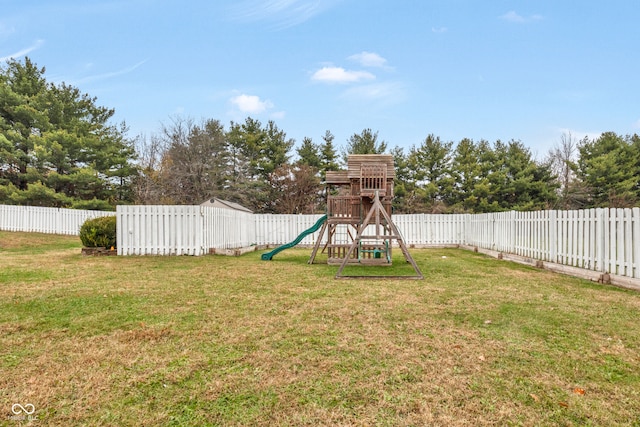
left=335, top=191, right=423, bottom=280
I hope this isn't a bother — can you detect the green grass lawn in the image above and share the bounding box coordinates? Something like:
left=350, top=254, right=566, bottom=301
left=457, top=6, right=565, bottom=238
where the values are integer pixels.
left=1, top=231, right=639, bottom=426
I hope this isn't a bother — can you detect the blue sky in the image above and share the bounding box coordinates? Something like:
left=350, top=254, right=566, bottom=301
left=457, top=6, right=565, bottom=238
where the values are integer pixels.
left=2, top=0, right=639, bottom=159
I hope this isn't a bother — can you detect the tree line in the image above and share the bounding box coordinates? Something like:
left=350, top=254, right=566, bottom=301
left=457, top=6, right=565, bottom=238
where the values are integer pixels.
left=2, top=58, right=639, bottom=213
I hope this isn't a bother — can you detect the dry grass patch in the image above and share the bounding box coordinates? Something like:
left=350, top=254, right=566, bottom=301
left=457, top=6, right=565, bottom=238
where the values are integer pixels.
left=1, top=231, right=640, bottom=426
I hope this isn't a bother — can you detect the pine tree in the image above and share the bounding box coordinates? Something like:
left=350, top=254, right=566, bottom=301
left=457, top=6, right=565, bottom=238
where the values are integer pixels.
left=0, top=57, right=137, bottom=209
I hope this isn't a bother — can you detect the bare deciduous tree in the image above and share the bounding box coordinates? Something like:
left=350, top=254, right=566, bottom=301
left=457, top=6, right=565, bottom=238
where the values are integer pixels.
left=133, top=134, right=167, bottom=204
left=267, top=164, right=322, bottom=214
left=165, top=117, right=230, bottom=204
left=547, top=132, right=588, bottom=209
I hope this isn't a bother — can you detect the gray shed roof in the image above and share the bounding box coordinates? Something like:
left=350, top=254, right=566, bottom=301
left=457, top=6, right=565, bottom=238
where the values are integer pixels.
left=200, top=198, right=253, bottom=213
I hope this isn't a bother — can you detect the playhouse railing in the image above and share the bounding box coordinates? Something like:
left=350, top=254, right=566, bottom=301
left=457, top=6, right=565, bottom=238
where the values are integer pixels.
left=327, top=196, right=362, bottom=220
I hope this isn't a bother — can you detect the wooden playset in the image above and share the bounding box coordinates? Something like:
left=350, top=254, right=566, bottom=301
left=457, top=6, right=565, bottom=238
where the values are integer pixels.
left=309, top=154, right=423, bottom=279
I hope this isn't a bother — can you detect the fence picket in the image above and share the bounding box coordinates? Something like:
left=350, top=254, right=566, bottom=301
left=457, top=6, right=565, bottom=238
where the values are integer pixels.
left=624, top=208, right=632, bottom=278
left=633, top=207, right=640, bottom=279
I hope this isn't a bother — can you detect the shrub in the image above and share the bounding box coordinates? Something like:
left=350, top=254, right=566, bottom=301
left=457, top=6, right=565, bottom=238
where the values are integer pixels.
left=79, top=216, right=117, bottom=248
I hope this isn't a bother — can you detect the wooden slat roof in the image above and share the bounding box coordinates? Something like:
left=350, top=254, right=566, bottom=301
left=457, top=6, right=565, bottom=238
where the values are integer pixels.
left=346, top=154, right=395, bottom=179
left=325, top=170, right=349, bottom=185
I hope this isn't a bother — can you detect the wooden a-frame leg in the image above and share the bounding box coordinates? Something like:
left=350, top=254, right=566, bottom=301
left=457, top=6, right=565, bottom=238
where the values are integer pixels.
left=309, top=221, right=327, bottom=264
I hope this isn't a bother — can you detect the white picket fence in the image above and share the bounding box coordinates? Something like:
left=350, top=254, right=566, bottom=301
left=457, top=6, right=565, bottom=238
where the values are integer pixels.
left=395, top=213, right=467, bottom=246
left=2, top=204, right=639, bottom=281
left=116, top=205, right=255, bottom=255
left=0, top=204, right=113, bottom=235
left=252, top=213, right=468, bottom=247
left=466, top=208, right=640, bottom=279
left=254, top=214, right=325, bottom=246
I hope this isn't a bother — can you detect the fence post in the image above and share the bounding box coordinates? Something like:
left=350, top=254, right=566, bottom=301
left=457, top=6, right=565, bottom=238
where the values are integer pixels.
left=464, top=214, right=471, bottom=246
left=509, top=211, right=515, bottom=254
left=633, top=207, right=640, bottom=279
left=624, top=208, right=632, bottom=278
left=549, top=210, right=557, bottom=263
left=596, top=208, right=605, bottom=273
left=116, top=206, right=123, bottom=255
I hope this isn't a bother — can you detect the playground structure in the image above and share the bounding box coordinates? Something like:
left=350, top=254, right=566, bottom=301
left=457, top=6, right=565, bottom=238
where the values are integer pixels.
left=262, top=154, right=423, bottom=279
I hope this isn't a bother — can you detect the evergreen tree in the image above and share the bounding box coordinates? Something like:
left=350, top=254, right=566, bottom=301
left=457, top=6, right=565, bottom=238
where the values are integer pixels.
left=226, top=117, right=294, bottom=212
left=296, top=136, right=321, bottom=168
left=227, top=117, right=293, bottom=181
left=263, top=120, right=294, bottom=177
left=390, top=145, right=421, bottom=213
left=319, top=130, right=340, bottom=178
left=407, top=134, right=454, bottom=213
left=450, top=138, right=482, bottom=212
left=0, top=57, right=137, bottom=209
left=343, top=128, right=387, bottom=161
left=490, top=140, right=557, bottom=211
left=576, top=132, right=639, bottom=207
left=0, top=57, right=48, bottom=192
left=473, top=140, right=501, bottom=212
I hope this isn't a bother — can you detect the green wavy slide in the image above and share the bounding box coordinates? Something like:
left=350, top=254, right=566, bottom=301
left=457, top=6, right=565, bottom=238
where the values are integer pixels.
left=261, top=215, right=327, bottom=260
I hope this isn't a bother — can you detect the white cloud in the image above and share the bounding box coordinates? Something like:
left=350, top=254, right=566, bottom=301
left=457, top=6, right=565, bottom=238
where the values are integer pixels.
left=311, top=66, right=375, bottom=84
left=229, top=0, right=341, bottom=29
left=230, top=94, right=274, bottom=114
left=501, top=11, right=524, bottom=23
left=72, top=60, right=147, bottom=84
left=431, top=27, right=448, bottom=34
left=0, top=39, right=44, bottom=62
left=348, top=51, right=388, bottom=68
left=500, top=11, right=543, bottom=23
